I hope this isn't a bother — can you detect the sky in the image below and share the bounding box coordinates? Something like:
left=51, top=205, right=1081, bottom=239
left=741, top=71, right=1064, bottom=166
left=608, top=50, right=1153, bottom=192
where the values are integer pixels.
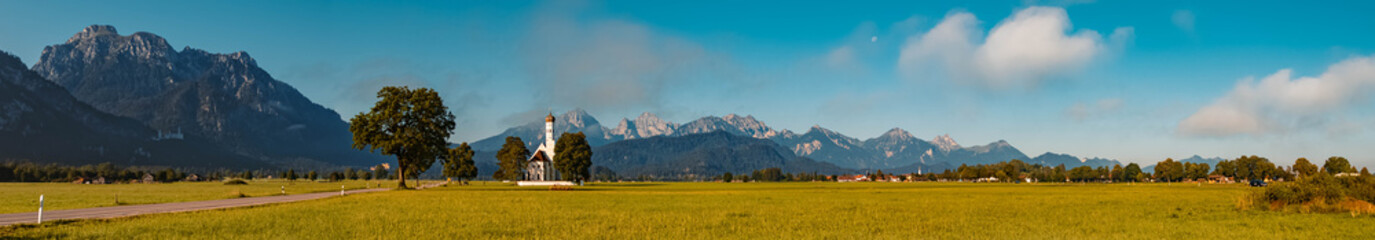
left=2, top=0, right=1374, bottom=167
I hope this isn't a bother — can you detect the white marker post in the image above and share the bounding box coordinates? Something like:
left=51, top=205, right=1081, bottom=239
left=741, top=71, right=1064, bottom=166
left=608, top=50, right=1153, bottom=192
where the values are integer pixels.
left=37, top=195, right=44, bottom=224
left=281, top=186, right=285, bottom=195
left=340, top=185, right=345, bottom=196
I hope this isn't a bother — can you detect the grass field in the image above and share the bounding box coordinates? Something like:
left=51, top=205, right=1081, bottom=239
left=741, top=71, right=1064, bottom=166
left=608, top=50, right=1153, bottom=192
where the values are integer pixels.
left=3, top=182, right=1373, bottom=239
left=0, top=180, right=405, bottom=214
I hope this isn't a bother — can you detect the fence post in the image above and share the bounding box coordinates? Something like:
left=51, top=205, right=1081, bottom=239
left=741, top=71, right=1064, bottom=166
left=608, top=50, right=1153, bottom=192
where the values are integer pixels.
left=37, top=195, right=44, bottom=224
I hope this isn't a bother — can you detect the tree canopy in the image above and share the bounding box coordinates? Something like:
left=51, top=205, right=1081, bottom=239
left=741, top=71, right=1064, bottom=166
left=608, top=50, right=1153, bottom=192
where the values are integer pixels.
left=1324, top=156, right=1354, bottom=174
left=1153, top=158, right=1184, bottom=182
left=443, top=142, right=479, bottom=183
left=349, top=86, right=455, bottom=189
left=554, top=132, right=593, bottom=184
left=494, top=136, right=530, bottom=181
left=1293, top=158, right=1319, bottom=177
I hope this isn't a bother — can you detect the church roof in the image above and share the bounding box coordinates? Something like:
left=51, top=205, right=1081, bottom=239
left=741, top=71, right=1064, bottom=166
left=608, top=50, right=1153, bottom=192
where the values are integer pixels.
left=527, top=150, right=551, bottom=163
left=546, top=113, right=555, bottom=122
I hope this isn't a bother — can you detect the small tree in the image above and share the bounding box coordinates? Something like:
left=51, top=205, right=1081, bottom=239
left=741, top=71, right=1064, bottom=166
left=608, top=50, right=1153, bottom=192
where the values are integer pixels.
left=494, top=136, right=530, bottom=181
left=443, top=142, right=479, bottom=184
left=306, top=171, right=318, bottom=181
left=722, top=172, right=734, bottom=183
left=554, top=132, right=593, bottom=185
left=349, top=86, right=456, bottom=189
left=286, top=169, right=298, bottom=181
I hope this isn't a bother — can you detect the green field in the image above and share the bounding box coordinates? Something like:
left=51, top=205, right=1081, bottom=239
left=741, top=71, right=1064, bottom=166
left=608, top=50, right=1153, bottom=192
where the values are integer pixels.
left=0, top=180, right=403, bottom=214
left=3, top=182, right=1372, bottom=239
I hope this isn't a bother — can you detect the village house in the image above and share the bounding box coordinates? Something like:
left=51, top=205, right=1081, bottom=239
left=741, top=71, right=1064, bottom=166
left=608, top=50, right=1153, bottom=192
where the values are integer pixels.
left=1206, top=174, right=1232, bottom=184
left=838, top=174, right=869, bottom=182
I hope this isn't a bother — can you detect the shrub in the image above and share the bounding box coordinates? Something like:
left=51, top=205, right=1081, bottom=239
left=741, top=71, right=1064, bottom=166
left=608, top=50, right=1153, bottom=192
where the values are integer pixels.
left=1247, top=172, right=1375, bottom=213
left=223, top=179, right=249, bottom=185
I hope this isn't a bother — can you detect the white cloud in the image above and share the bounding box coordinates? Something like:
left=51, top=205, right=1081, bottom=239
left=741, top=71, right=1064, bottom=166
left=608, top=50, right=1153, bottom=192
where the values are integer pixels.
left=1066, top=98, right=1124, bottom=121
left=1172, top=10, right=1196, bottom=34
left=1178, top=55, right=1375, bottom=137
left=898, top=7, right=1131, bottom=89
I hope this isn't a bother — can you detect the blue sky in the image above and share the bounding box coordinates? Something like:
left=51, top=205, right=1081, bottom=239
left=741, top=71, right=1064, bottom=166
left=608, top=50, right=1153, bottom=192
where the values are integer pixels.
left=2, top=0, right=1374, bottom=166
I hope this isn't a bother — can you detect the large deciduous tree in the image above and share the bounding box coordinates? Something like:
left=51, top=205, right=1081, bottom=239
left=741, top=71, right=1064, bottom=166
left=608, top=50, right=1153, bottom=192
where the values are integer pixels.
left=1324, top=156, right=1354, bottom=174
left=349, top=86, right=455, bottom=189
left=1122, top=163, right=1143, bottom=182
left=1154, top=158, right=1184, bottom=182
left=554, top=132, right=593, bottom=184
left=1293, top=158, right=1319, bottom=177
left=494, top=136, right=530, bottom=181
left=443, top=142, right=479, bottom=184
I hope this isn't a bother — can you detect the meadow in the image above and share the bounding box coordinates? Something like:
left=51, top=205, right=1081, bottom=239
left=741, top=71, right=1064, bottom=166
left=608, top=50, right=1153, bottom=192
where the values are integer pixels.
left=3, top=182, right=1373, bottom=239
left=0, top=180, right=402, bottom=214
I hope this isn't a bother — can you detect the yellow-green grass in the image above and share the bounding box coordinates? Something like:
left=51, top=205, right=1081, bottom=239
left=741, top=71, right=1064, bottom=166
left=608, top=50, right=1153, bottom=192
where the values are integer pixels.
left=0, top=180, right=404, bottom=214
left=4, top=182, right=1373, bottom=239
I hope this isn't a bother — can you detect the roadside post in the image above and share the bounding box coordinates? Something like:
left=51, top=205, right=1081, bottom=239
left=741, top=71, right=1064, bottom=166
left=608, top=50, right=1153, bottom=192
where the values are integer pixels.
left=340, top=185, right=345, bottom=196
left=37, top=195, right=44, bottom=224
left=281, top=186, right=285, bottom=195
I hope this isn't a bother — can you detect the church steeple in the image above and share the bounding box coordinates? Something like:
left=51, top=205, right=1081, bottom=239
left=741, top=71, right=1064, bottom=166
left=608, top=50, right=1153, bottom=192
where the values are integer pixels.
left=544, top=112, right=556, bottom=158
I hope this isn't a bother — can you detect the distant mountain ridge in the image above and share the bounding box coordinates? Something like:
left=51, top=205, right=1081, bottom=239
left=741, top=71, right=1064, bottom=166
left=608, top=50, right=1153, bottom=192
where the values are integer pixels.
left=30, top=25, right=384, bottom=168
left=473, top=109, right=1120, bottom=172
left=593, top=131, right=848, bottom=179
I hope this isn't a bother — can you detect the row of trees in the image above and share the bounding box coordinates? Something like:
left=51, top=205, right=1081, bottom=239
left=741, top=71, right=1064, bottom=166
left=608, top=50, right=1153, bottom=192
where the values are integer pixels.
left=0, top=160, right=406, bottom=183
left=708, top=155, right=1368, bottom=184
left=717, top=168, right=830, bottom=182
left=0, top=161, right=184, bottom=183
left=351, top=86, right=595, bottom=188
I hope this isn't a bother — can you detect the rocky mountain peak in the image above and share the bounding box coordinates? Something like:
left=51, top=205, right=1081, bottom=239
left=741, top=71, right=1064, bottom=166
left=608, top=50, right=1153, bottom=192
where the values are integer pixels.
left=559, top=108, right=598, bottom=128
left=880, top=128, right=913, bottom=140
left=69, top=25, right=120, bottom=42
left=931, top=134, right=960, bottom=151
left=636, top=112, right=663, bottom=122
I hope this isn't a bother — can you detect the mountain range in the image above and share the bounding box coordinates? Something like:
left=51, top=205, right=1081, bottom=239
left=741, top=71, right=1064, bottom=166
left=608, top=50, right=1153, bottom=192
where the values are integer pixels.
left=472, top=109, right=1123, bottom=173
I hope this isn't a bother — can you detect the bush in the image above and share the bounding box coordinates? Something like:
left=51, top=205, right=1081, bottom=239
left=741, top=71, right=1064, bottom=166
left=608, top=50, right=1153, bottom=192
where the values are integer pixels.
left=1248, top=172, right=1375, bottom=213
left=223, top=179, right=249, bottom=185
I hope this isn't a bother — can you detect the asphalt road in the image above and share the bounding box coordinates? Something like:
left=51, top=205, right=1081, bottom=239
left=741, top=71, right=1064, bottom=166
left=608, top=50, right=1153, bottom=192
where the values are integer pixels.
left=0, top=181, right=444, bottom=227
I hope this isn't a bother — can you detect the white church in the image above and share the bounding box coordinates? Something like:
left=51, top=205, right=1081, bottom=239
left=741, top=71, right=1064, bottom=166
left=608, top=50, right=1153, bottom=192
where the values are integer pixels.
left=518, top=113, right=574, bottom=186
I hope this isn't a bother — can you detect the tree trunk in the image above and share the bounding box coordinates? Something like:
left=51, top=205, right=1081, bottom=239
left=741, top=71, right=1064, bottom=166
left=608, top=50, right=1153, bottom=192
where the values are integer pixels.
left=396, top=156, right=408, bottom=189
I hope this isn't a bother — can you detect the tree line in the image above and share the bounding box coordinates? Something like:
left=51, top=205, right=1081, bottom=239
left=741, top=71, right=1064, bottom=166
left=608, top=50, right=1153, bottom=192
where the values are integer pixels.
left=709, top=156, right=1367, bottom=183
left=0, top=161, right=397, bottom=183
